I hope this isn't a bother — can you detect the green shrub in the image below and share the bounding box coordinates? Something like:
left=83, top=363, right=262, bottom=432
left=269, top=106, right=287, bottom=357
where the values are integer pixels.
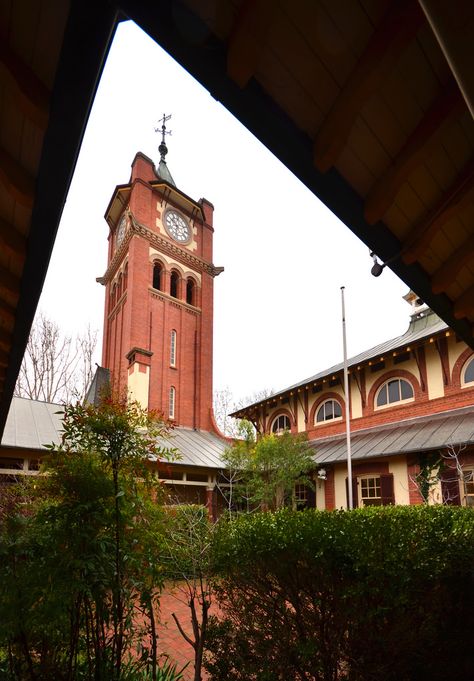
left=205, top=506, right=474, bottom=681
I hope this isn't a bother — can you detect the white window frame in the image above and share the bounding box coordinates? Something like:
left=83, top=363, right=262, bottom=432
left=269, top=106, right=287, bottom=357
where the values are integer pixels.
left=315, top=399, right=343, bottom=425
left=271, top=414, right=291, bottom=434
left=169, top=386, right=176, bottom=420
left=461, top=357, right=474, bottom=387
left=170, top=330, right=177, bottom=367
left=359, top=475, right=382, bottom=507
left=375, top=378, right=414, bottom=409
left=462, top=468, right=474, bottom=506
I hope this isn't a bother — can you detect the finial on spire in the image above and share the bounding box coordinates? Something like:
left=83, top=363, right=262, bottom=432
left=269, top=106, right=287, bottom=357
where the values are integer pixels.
left=154, top=113, right=176, bottom=186
left=155, top=113, right=172, bottom=162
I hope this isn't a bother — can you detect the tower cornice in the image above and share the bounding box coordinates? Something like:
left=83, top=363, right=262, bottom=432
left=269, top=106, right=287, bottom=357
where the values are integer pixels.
left=97, top=214, right=224, bottom=285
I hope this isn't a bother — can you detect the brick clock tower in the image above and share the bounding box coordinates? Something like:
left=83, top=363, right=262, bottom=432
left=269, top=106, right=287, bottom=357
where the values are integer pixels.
left=98, top=120, right=223, bottom=432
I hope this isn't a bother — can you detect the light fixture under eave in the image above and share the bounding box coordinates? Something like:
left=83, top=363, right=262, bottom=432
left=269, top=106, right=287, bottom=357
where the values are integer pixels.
left=370, top=252, right=385, bottom=277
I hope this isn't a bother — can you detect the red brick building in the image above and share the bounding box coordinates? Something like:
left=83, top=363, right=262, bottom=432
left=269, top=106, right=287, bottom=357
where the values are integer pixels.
left=233, top=292, right=474, bottom=509
left=1, top=140, right=229, bottom=517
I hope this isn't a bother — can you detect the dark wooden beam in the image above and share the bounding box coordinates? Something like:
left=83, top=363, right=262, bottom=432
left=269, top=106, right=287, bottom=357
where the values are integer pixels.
left=0, top=298, right=15, bottom=325
left=0, top=327, right=11, bottom=351
left=313, top=0, right=424, bottom=172
left=0, top=215, right=27, bottom=256
left=0, top=35, right=50, bottom=129
left=0, top=263, right=20, bottom=295
left=0, top=0, right=118, bottom=437
left=402, top=157, right=474, bottom=264
left=0, top=147, right=35, bottom=208
left=226, top=0, right=275, bottom=88
left=364, top=79, right=465, bottom=224
left=431, top=234, right=474, bottom=293
left=454, top=283, right=474, bottom=319
left=0, top=347, right=9, bottom=368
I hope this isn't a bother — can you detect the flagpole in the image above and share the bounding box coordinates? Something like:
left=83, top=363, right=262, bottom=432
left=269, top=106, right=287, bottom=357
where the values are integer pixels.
left=341, top=286, right=353, bottom=509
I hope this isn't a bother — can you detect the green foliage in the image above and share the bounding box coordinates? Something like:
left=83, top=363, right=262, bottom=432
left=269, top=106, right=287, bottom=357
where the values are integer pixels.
left=0, top=397, right=177, bottom=681
left=223, top=431, right=315, bottom=511
left=205, top=506, right=474, bottom=681
left=416, top=452, right=442, bottom=502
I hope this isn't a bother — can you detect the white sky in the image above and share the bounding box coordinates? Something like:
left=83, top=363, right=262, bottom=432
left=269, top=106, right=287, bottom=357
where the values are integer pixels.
left=38, top=21, right=411, bottom=403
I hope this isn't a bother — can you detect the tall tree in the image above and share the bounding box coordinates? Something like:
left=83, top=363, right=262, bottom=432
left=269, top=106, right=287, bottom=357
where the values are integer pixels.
left=14, top=313, right=98, bottom=403
left=223, top=430, right=315, bottom=512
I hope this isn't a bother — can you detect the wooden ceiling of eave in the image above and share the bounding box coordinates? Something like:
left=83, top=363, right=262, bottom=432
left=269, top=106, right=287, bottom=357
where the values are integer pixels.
left=0, top=1, right=118, bottom=436
left=0, top=0, right=69, bottom=398
left=122, top=0, right=474, bottom=349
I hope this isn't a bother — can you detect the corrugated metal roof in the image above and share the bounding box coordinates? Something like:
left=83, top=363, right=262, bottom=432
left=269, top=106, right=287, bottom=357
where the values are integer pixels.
left=234, top=310, right=448, bottom=413
left=1, top=397, right=64, bottom=450
left=159, top=428, right=228, bottom=469
left=311, top=406, right=474, bottom=464
left=1, top=397, right=228, bottom=469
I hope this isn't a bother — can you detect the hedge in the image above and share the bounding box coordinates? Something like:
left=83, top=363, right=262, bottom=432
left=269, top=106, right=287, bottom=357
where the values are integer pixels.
left=205, top=506, right=474, bottom=681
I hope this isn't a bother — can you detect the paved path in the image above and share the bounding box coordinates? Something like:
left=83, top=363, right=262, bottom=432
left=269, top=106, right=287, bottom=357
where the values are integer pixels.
left=157, top=585, right=215, bottom=680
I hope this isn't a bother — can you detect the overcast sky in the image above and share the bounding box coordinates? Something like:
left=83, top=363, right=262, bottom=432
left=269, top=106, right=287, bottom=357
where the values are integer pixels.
left=38, top=21, right=411, bottom=404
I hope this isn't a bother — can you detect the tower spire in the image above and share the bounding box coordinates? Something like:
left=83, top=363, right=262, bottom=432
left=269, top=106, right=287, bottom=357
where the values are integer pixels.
left=154, top=113, right=176, bottom=186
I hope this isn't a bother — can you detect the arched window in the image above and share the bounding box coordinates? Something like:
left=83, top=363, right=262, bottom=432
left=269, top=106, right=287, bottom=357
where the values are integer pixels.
left=186, top=278, right=195, bottom=305
left=169, top=386, right=176, bottom=420
left=316, top=399, right=342, bottom=424
left=170, top=271, right=179, bottom=298
left=117, top=273, right=122, bottom=298
left=123, top=263, right=128, bottom=290
left=271, top=414, right=291, bottom=434
left=376, top=378, right=413, bottom=407
left=170, top=330, right=177, bottom=367
left=462, top=357, right=474, bottom=386
left=111, top=283, right=116, bottom=308
left=153, top=262, right=162, bottom=291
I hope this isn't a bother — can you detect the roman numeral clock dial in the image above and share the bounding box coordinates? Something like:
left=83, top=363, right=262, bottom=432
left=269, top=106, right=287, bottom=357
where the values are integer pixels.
left=165, top=209, right=190, bottom=243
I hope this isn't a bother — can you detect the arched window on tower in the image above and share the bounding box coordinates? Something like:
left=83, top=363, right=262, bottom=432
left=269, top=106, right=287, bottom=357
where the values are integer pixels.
left=152, top=262, right=162, bottom=291
left=111, top=283, right=116, bottom=308
left=169, top=386, right=176, bottom=420
left=186, top=278, right=195, bottom=305
left=170, top=330, right=177, bottom=367
left=123, top=263, right=128, bottom=290
left=170, top=271, right=179, bottom=298
left=117, top=273, right=122, bottom=299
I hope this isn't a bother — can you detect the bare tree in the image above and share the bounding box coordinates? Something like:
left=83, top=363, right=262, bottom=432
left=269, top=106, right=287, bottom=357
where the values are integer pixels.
left=14, top=313, right=98, bottom=404
left=213, top=386, right=273, bottom=437
left=160, top=505, right=213, bottom=681
left=409, top=443, right=468, bottom=505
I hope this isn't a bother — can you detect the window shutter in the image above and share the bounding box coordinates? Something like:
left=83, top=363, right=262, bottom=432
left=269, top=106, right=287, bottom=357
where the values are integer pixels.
left=380, top=473, right=394, bottom=505
left=345, top=477, right=358, bottom=509
left=306, top=484, right=316, bottom=509
left=440, top=467, right=461, bottom=505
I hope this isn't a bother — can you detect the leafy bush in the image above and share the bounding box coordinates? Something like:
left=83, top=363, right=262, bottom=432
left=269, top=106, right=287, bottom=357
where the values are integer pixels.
left=205, top=506, right=474, bottom=681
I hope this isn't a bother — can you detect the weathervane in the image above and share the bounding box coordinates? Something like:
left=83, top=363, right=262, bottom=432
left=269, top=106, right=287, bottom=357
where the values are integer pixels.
left=155, top=113, right=172, bottom=162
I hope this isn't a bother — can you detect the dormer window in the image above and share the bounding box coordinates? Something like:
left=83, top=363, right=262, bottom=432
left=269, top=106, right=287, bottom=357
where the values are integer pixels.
left=462, top=357, right=474, bottom=386
left=316, top=399, right=342, bottom=424
left=271, top=414, right=290, bottom=434
left=376, top=378, right=413, bottom=408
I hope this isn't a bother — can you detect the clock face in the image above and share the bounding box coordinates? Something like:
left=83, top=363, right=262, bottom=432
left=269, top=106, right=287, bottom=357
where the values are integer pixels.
left=116, top=215, right=126, bottom=247
left=165, top=210, right=190, bottom=243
